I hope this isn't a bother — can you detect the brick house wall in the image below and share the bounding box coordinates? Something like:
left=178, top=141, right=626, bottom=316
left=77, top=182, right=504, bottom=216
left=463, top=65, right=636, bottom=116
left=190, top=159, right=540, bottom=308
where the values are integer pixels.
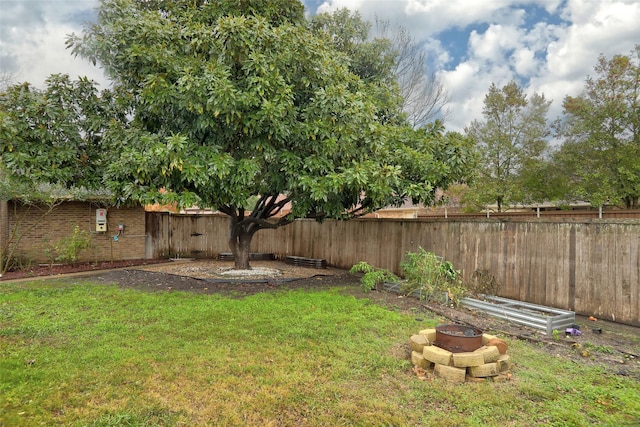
left=6, top=200, right=147, bottom=264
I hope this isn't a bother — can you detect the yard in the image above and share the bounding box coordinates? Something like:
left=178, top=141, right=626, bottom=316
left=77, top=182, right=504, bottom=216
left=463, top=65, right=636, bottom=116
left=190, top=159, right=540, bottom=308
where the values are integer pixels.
left=1, top=263, right=639, bottom=426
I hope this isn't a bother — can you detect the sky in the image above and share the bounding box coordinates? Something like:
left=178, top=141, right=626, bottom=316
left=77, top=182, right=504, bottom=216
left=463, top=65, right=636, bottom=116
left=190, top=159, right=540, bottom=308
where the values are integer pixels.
left=1, top=0, right=639, bottom=132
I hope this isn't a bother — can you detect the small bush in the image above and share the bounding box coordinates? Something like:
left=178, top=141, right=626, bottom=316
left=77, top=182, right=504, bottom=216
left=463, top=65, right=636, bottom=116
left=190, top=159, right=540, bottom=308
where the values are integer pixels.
left=349, top=261, right=399, bottom=292
left=400, top=247, right=467, bottom=306
left=55, top=225, right=92, bottom=263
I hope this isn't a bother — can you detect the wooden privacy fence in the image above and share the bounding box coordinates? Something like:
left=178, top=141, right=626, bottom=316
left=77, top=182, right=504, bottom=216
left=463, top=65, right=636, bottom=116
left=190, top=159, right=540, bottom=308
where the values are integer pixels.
left=146, top=213, right=640, bottom=326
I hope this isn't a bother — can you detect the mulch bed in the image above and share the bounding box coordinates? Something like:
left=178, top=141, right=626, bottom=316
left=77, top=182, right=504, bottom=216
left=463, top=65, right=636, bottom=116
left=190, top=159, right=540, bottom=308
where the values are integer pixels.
left=0, top=259, right=170, bottom=281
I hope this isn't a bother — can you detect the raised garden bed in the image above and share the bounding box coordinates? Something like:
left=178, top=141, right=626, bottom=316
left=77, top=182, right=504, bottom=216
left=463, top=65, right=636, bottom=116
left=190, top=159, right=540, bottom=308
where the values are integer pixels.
left=460, top=295, right=575, bottom=335
left=284, top=256, right=327, bottom=269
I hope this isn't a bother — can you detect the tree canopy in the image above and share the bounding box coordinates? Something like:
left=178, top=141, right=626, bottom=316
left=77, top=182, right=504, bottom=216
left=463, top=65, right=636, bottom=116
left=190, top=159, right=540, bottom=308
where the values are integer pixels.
left=59, top=0, right=472, bottom=268
left=0, top=74, right=120, bottom=194
left=554, top=45, right=640, bottom=208
left=464, top=81, right=551, bottom=212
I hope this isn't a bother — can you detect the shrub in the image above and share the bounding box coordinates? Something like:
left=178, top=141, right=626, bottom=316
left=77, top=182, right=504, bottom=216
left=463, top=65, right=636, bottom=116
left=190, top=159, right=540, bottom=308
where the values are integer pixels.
left=54, top=225, right=92, bottom=263
left=400, top=247, right=466, bottom=306
left=349, top=261, right=399, bottom=292
left=350, top=248, right=468, bottom=306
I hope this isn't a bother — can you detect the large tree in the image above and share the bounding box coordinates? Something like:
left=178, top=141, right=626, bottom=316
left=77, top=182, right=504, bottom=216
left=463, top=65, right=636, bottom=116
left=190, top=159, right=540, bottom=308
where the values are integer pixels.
left=554, top=45, right=640, bottom=208
left=464, top=81, right=551, bottom=212
left=66, top=0, right=471, bottom=269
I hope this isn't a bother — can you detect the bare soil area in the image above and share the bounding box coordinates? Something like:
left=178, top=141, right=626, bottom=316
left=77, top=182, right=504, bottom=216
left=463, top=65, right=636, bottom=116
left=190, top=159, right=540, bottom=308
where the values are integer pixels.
left=3, top=258, right=639, bottom=379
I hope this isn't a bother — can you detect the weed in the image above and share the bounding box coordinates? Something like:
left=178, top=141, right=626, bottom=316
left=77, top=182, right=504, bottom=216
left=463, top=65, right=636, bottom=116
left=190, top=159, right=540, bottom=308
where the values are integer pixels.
left=584, top=342, right=615, bottom=354
left=349, top=261, right=399, bottom=292
left=470, top=268, right=501, bottom=296
left=400, top=247, right=466, bottom=306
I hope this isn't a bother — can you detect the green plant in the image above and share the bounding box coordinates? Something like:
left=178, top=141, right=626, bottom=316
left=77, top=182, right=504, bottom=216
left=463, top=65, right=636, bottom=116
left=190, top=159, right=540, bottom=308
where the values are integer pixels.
left=584, top=342, right=615, bottom=354
left=552, top=329, right=561, bottom=341
left=349, top=261, right=399, bottom=292
left=41, top=237, right=58, bottom=267
left=399, top=247, right=443, bottom=296
left=399, top=247, right=467, bottom=306
left=54, top=225, right=92, bottom=263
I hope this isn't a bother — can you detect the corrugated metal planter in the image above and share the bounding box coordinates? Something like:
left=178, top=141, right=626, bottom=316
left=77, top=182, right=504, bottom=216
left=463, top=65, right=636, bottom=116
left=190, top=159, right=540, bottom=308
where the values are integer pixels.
left=461, top=295, right=575, bottom=335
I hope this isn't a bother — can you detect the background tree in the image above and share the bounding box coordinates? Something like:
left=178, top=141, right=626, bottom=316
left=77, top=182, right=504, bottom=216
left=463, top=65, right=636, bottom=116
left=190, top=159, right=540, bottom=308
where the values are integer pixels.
left=374, top=17, right=451, bottom=126
left=309, top=8, right=450, bottom=128
left=67, top=0, right=472, bottom=269
left=0, top=71, right=18, bottom=91
left=307, top=8, right=405, bottom=126
left=0, top=74, right=117, bottom=273
left=555, top=45, right=640, bottom=208
left=464, top=81, right=551, bottom=212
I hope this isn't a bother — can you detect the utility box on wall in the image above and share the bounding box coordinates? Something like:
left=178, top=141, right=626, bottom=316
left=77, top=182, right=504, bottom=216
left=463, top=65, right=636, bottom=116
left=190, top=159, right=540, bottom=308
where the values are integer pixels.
left=96, top=208, right=107, bottom=232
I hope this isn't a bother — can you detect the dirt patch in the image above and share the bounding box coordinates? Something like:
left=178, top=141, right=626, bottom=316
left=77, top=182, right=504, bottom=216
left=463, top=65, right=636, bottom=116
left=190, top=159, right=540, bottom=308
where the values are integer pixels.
left=4, top=258, right=639, bottom=379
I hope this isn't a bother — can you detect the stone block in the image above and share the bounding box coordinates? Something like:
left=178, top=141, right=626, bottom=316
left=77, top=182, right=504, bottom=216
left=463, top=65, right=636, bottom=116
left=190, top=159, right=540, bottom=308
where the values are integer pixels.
left=434, top=363, right=466, bottom=384
left=496, top=354, right=513, bottom=372
left=474, top=345, right=500, bottom=363
left=482, top=334, right=497, bottom=345
left=423, top=345, right=453, bottom=366
left=410, top=334, right=430, bottom=353
left=419, top=328, right=436, bottom=343
left=468, top=362, right=499, bottom=378
left=411, top=351, right=433, bottom=369
left=487, top=338, right=508, bottom=354
left=452, top=351, right=485, bottom=368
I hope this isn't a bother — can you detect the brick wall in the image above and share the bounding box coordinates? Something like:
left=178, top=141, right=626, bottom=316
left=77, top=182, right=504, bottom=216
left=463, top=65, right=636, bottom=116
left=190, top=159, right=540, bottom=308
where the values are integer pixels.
left=7, top=201, right=147, bottom=264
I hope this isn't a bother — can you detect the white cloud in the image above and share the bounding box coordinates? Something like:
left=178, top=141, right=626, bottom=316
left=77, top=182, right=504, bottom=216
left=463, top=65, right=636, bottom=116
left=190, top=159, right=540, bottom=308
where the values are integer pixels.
left=0, top=0, right=106, bottom=88
left=314, top=0, right=640, bottom=132
left=469, top=25, right=521, bottom=63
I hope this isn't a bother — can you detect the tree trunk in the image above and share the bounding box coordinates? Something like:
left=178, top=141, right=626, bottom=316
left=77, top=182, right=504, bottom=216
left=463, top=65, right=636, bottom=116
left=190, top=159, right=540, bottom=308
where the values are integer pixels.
left=222, top=196, right=292, bottom=270
left=233, top=235, right=251, bottom=270
left=228, top=217, right=254, bottom=270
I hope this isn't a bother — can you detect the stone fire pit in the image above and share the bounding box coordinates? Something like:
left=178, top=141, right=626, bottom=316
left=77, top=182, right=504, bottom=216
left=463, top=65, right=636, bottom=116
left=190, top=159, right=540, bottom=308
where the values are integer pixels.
left=435, top=324, right=484, bottom=353
left=410, top=324, right=513, bottom=383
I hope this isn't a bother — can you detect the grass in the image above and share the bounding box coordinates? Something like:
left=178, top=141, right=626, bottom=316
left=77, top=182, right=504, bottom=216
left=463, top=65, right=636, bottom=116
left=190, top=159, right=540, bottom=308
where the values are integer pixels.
left=1, top=280, right=639, bottom=426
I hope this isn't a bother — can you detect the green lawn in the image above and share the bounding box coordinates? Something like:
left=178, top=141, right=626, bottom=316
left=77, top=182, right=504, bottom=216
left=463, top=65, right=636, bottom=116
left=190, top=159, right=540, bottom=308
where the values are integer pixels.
left=1, top=280, right=638, bottom=426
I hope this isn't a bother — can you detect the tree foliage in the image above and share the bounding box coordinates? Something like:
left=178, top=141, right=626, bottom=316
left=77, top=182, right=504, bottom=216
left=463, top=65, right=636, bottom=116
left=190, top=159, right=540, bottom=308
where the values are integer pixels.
left=554, top=45, right=640, bottom=208
left=0, top=0, right=470, bottom=271
left=464, top=81, right=551, bottom=211
left=0, top=74, right=121, bottom=191
left=61, top=0, right=473, bottom=269
left=0, top=74, right=117, bottom=273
